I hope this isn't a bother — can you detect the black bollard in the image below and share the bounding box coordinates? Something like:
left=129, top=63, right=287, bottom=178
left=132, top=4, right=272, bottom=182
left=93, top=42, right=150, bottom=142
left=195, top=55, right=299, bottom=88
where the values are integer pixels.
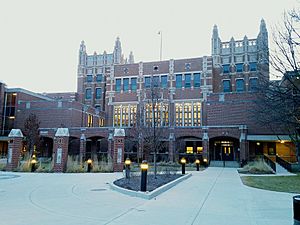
left=180, top=158, right=186, bottom=175
left=125, top=158, right=131, bottom=179
left=195, top=159, right=200, bottom=171
left=87, top=159, right=92, bottom=172
left=140, top=160, right=148, bottom=192
left=294, top=195, right=300, bottom=225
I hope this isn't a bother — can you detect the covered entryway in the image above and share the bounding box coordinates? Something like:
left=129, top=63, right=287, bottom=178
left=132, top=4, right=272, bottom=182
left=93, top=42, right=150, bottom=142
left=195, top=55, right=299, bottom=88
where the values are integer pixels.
left=209, top=136, right=239, bottom=162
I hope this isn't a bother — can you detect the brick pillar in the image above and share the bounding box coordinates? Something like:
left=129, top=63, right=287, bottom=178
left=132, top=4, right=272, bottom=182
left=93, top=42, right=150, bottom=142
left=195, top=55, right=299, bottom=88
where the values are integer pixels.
left=79, top=133, right=86, bottom=163
left=113, top=129, right=125, bottom=172
left=107, top=130, right=114, bottom=159
left=53, top=128, right=69, bottom=172
left=239, top=126, right=249, bottom=163
left=6, top=129, right=23, bottom=171
left=168, top=131, right=175, bottom=162
left=202, top=129, right=209, bottom=161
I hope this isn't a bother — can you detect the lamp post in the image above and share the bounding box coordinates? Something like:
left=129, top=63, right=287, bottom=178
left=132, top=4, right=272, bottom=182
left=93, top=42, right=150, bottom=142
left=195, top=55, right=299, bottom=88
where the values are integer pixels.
left=195, top=159, right=200, bottom=171
left=180, top=158, right=186, bottom=174
left=140, top=160, right=148, bottom=192
left=87, top=159, right=92, bottom=172
left=31, top=158, right=37, bottom=172
left=125, top=158, right=131, bottom=179
left=203, top=158, right=208, bottom=167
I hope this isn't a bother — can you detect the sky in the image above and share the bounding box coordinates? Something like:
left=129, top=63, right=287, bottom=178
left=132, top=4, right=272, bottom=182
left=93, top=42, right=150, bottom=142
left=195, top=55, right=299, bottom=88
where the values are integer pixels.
left=0, top=0, right=298, bottom=93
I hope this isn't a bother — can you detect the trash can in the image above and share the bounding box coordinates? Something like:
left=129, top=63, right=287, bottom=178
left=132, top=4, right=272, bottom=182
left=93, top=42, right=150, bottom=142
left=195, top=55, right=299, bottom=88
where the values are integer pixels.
left=294, top=195, right=300, bottom=225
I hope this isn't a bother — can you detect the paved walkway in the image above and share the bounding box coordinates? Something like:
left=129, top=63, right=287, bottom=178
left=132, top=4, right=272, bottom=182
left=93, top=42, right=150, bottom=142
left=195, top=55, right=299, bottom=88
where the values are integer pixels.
left=0, top=168, right=295, bottom=225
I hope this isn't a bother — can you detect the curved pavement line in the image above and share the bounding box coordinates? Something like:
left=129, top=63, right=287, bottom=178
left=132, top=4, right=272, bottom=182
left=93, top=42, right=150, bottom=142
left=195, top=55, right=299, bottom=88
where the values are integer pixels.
left=28, top=185, right=105, bottom=222
left=190, top=168, right=224, bottom=225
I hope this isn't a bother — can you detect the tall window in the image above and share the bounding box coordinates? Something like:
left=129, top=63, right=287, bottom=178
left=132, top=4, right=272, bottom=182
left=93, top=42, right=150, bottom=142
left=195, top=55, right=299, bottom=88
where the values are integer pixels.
left=144, top=103, right=169, bottom=127
left=86, top=75, right=93, bottom=82
left=249, top=62, right=257, bottom=71
left=96, top=74, right=103, bottom=82
left=116, top=79, right=121, bottom=92
left=194, top=73, right=200, bottom=88
left=223, top=64, right=230, bottom=73
left=236, top=63, right=243, bottom=73
left=185, top=74, right=191, bottom=88
left=161, top=75, right=168, bottom=88
left=153, top=76, right=159, bottom=87
left=122, top=106, right=129, bottom=126
left=113, top=105, right=137, bottom=127
left=145, top=77, right=151, bottom=88
left=85, top=88, right=92, bottom=99
left=131, top=78, right=137, bottom=91
left=95, top=88, right=102, bottom=99
left=175, top=102, right=201, bottom=127
left=176, top=74, right=182, bottom=88
left=130, top=106, right=137, bottom=127
left=236, top=79, right=244, bottom=92
left=114, top=106, right=121, bottom=126
left=87, top=114, right=93, bottom=127
left=123, top=78, right=129, bottom=92
left=249, top=78, right=258, bottom=91
left=223, top=80, right=231, bottom=92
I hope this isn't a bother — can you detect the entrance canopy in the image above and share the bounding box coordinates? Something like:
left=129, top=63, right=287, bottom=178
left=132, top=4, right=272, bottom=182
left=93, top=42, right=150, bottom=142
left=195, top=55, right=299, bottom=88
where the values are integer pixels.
left=247, top=135, right=291, bottom=141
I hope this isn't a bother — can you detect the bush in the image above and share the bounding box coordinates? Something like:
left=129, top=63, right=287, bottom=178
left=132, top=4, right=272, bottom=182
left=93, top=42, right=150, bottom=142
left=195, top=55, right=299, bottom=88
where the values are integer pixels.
left=66, top=155, right=85, bottom=173
left=36, top=160, right=53, bottom=173
left=0, top=162, right=6, bottom=171
left=239, top=159, right=274, bottom=174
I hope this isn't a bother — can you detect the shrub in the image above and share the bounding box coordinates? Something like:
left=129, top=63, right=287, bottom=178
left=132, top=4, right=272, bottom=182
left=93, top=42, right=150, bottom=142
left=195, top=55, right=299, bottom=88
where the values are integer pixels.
left=239, top=159, right=274, bottom=174
left=66, top=155, right=85, bottom=173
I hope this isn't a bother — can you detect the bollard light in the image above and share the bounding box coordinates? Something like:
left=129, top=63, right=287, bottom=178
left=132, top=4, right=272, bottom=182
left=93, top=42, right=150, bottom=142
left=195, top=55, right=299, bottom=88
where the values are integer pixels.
left=87, top=159, right=93, bottom=173
left=31, top=158, right=37, bottom=172
left=203, top=158, right=208, bottom=167
left=140, top=160, right=148, bottom=192
left=124, top=158, right=131, bottom=179
left=180, top=158, right=186, bottom=174
left=195, top=159, right=200, bottom=171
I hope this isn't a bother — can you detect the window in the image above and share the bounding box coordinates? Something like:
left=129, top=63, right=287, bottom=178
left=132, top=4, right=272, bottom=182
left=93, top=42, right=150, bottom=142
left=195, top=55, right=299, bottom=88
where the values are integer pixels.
left=113, top=105, right=137, bottom=127
left=185, top=74, right=191, bottom=88
left=131, top=78, right=137, bottom=91
left=85, top=88, right=92, bottom=99
left=249, top=78, right=258, bottom=91
left=87, top=114, right=93, bottom=127
left=236, top=79, right=244, bottom=92
left=236, top=63, right=243, bottom=73
left=194, top=73, right=200, bottom=88
left=153, top=76, right=159, bottom=87
left=161, top=75, right=168, bottom=88
left=223, top=80, right=231, bottom=92
left=249, top=62, right=257, bottom=71
left=197, top=147, right=203, bottom=153
left=95, top=88, right=102, bottom=99
left=145, top=77, right=151, bottom=88
left=186, top=147, right=193, bottom=154
left=223, top=64, right=230, bottom=74
left=144, top=103, right=169, bottom=127
left=122, top=106, right=129, bottom=127
left=123, top=78, right=129, bottom=92
left=175, top=102, right=201, bottom=127
left=95, top=105, right=101, bottom=112
left=116, top=79, right=121, bottom=92
left=176, top=74, right=182, bottom=88
left=99, top=118, right=104, bottom=127
left=86, top=75, right=93, bottom=82
left=96, top=74, right=103, bottom=82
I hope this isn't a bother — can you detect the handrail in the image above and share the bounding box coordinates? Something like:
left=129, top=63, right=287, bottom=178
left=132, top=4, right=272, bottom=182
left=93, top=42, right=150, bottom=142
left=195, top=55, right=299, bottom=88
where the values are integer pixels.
left=276, top=155, right=292, bottom=172
left=263, top=154, right=276, bottom=172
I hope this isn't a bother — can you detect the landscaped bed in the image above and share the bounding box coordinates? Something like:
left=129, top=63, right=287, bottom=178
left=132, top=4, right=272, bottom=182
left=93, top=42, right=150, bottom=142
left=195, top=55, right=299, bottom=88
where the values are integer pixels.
left=241, top=174, right=300, bottom=193
left=114, top=174, right=183, bottom=192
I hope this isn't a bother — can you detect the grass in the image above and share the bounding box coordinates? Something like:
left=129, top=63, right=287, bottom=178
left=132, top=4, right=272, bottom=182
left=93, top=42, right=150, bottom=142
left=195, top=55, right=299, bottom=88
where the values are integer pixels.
left=241, top=174, right=300, bottom=193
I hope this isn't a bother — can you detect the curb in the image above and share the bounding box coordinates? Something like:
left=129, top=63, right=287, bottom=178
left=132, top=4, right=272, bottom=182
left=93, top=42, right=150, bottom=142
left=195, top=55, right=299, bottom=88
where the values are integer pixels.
left=109, top=173, right=192, bottom=200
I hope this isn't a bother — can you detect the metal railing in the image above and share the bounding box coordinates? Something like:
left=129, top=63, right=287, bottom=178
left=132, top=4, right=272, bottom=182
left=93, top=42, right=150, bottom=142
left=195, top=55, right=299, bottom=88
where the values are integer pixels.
left=276, top=155, right=292, bottom=172
left=263, top=154, right=276, bottom=172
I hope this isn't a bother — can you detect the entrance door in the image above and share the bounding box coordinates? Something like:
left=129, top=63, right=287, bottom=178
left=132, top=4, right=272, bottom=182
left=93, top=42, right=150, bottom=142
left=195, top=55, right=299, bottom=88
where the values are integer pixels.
left=222, top=146, right=234, bottom=161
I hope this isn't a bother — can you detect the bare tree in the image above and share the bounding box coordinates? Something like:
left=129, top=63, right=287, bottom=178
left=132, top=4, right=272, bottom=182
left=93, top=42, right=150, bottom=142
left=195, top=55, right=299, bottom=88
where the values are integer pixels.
left=257, top=10, right=300, bottom=164
left=23, top=113, right=40, bottom=156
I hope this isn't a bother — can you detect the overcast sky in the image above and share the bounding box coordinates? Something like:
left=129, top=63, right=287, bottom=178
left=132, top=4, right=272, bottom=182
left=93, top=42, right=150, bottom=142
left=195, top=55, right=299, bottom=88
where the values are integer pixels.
left=0, top=0, right=298, bottom=93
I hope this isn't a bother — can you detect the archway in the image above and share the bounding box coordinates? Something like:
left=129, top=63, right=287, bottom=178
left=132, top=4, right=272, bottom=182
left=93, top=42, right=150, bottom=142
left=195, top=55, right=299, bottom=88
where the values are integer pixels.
left=209, top=136, right=239, bottom=161
left=176, top=136, right=203, bottom=163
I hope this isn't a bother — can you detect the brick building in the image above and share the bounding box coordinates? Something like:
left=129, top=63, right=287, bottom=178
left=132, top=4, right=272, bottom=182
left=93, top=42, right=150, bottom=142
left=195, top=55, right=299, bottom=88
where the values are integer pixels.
left=0, top=19, right=297, bottom=169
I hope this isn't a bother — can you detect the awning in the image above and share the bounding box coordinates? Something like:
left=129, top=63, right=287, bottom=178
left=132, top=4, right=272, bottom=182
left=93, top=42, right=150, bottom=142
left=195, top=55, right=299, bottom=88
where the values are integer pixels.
left=0, top=136, right=9, bottom=141
left=247, top=135, right=291, bottom=141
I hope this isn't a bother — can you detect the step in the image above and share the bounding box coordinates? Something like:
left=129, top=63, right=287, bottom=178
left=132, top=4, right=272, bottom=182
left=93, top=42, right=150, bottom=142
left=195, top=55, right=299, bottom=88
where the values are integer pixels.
left=209, top=160, right=240, bottom=168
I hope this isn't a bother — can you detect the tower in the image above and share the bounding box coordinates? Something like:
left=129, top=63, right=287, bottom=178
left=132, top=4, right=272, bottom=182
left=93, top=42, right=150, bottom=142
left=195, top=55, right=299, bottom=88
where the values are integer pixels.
left=113, top=37, right=122, bottom=64
left=128, top=51, right=134, bottom=64
left=257, top=18, right=269, bottom=64
left=211, top=25, right=221, bottom=66
left=77, top=41, right=87, bottom=103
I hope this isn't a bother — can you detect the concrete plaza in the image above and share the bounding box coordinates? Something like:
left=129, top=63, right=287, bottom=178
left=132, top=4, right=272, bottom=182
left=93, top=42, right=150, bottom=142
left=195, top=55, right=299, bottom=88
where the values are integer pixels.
left=0, top=168, right=295, bottom=225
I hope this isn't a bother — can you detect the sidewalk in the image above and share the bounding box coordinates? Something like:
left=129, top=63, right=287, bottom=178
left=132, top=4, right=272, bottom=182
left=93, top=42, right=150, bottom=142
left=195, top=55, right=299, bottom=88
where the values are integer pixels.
left=0, top=168, right=295, bottom=225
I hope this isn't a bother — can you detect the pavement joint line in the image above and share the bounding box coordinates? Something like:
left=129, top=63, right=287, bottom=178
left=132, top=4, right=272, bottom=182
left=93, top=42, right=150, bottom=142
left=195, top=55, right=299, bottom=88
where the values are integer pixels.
left=190, top=168, right=224, bottom=225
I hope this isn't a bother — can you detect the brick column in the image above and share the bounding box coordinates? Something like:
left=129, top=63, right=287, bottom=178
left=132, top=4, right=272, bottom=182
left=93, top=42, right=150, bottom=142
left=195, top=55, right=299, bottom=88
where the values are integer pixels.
left=79, top=133, right=86, bottom=164
left=239, top=126, right=249, bottom=163
left=107, top=130, right=114, bottom=159
left=6, top=129, right=23, bottom=171
left=53, top=128, right=69, bottom=172
left=113, top=129, right=125, bottom=172
left=202, top=129, right=209, bottom=161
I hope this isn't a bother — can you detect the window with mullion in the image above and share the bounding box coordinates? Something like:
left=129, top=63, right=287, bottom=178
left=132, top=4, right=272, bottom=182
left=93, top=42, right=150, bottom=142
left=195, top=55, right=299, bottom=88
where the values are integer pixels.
left=123, top=78, right=129, bottom=92
left=161, top=75, right=168, bottom=88
left=176, top=74, right=182, bottom=88
left=131, top=78, right=137, bottom=91
left=116, top=79, right=121, bottom=92
left=95, top=88, right=102, bottom=99
left=194, top=73, right=200, bottom=87
left=185, top=74, right=191, bottom=88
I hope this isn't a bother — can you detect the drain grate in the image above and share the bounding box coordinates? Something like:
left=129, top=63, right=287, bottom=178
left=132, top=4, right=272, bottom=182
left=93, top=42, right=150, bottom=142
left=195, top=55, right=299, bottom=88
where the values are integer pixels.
left=90, top=188, right=107, bottom=192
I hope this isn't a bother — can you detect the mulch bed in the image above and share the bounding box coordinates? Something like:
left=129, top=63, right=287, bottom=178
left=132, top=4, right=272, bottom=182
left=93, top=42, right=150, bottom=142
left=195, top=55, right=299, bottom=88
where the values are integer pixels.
left=114, top=174, right=183, bottom=192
